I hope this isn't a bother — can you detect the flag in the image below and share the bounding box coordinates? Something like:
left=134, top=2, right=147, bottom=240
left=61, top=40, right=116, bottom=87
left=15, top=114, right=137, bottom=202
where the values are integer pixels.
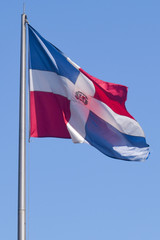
left=28, top=25, right=149, bottom=161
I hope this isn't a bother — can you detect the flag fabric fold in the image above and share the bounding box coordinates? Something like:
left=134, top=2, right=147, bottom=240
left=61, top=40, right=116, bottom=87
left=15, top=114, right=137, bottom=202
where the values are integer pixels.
left=28, top=24, right=149, bottom=161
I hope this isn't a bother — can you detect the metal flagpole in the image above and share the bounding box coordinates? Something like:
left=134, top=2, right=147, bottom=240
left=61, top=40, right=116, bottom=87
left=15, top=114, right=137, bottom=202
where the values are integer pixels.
left=18, top=12, right=27, bottom=240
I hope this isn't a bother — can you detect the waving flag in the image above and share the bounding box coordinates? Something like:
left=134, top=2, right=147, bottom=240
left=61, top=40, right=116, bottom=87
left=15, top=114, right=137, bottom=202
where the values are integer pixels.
left=28, top=25, right=149, bottom=161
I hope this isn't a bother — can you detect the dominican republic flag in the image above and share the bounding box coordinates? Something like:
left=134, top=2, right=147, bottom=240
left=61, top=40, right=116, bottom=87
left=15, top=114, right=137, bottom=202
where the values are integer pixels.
left=28, top=24, right=149, bottom=161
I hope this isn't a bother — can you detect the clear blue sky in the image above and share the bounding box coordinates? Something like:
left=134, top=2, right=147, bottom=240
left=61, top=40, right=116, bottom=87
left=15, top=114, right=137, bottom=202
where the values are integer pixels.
left=0, top=0, right=159, bottom=239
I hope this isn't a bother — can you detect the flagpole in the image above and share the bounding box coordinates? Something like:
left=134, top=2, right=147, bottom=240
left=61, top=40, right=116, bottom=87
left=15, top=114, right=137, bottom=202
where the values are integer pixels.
left=18, top=13, right=27, bottom=240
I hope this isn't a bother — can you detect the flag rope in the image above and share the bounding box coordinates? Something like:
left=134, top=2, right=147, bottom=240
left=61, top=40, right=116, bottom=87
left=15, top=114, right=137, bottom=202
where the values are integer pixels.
left=27, top=140, right=31, bottom=240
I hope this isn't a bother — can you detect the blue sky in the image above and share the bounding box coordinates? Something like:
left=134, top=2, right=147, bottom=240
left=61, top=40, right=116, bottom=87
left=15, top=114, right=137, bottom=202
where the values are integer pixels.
left=0, top=0, right=159, bottom=239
